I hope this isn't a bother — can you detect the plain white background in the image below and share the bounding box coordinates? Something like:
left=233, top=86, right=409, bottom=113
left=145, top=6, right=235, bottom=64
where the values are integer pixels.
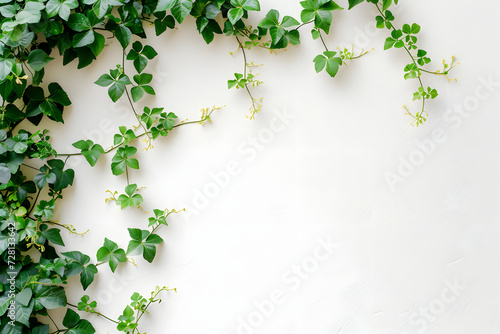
left=35, top=0, right=500, bottom=333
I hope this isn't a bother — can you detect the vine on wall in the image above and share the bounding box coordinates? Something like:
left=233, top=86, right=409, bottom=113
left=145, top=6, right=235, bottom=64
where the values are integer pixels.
left=0, top=0, right=456, bottom=333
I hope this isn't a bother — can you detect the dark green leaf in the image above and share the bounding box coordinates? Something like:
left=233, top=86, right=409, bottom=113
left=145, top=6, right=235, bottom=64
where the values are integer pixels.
left=28, top=50, right=54, bottom=71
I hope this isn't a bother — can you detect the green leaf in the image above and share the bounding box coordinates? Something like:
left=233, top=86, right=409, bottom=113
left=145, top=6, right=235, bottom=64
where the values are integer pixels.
left=67, top=13, right=92, bottom=31
left=111, top=146, right=138, bottom=175
left=156, top=0, right=177, bottom=12
left=63, top=309, right=96, bottom=334
left=63, top=309, right=81, bottom=328
left=33, top=285, right=67, bottom=309
left=28, top=50, right=54, bottom=71
left=41, top=228, right=65, bottom=246
left=311, top=28, right=320, bottom=39
left=46, top=0, right=79, bottom=21
left=228, top=7, right=244, bottom=25
left=282, top=16, right=300, bottom=28
left=16, top=1, right=44, bottom=24
left=171, top=0, right=193, bottom=23
left=321, top=1, right=343, bottom=11
left=123, top=304, right=134, bottom=317
left=63, top=251, right=97, bottom=290
left=243, top=0, right=260, bottom=10
left=107, top=74, right=131, bottom=102
left=0, top=164, right=10, bottom=184
left=384, top=37, right=396, bottom=50
left=142, top=45, right=158, bottom=59
left=205, top=4, right=220, bottom=19
left=73, top=30, right=95, bottom=48
left=47, top=159, right=74, bottom=191
left=140, top=107, right=163, bottom=128
left=348, top=0, right=364, bottom=9
left=94, top=74, right=114, bottom=87
left=231, top=0, right=260, bottom=11
left=196, top=16, right=209, bottom=32
left=34, top=200, right=55, bottom=220
left=0, top=321, right=23, bottom=334
left=32, top=325, right=50, bottom=334
left=133, top=73, right=153, bottom=85
left=80, top=264, right=98, bottom=290
left=131, top=86, right=144, bottom=102
left=34, top=167, right=57, bottom=189
left=133, top=56, right=148, bottom=73
left=63, top=250, right=90, bottom=266
left=96, top=238, right=127, bottom=272
left=411, top=23, right=421, bottom=34
left=116, top=184, right=143, bottom=209
left=15, top=288, right=32, bottom=307
left=114, top=126, right=136, bottom=145
left=286, top=29, right=301, bottom=45
left=300, top=8, right=315, bottom=23
left=269, top=26, right=285, bottom=45
left=66, top=319, right=95, bottom=334
left=115, top=25, right=131, bottom=48
left=314, top=10, right=332, bottom=33
left=313, top=54, right=327, bottom=72
left=75, top=140, right=105, bottom=167
left=48, top=82, right=71, bottom=106
left=313, top=51, right=342, bottom=77
left=162, top=112, right=178, bottom=130
left=258, top=9, right=279, bottom=29
left=382, top=0, right=392, bottom=11
left=89, top=32, right=105, bottom=57
left=13, top=299, right=33, bottom=327
left=125, top=183, right=137, bottom=196
left=126, top=228, right=163, bottom=263
left=0, top=56, right=14, bottom=82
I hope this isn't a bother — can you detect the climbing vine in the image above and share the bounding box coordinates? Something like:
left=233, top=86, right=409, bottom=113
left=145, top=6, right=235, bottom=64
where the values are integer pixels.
left=0, top=0, right=456, bottom=333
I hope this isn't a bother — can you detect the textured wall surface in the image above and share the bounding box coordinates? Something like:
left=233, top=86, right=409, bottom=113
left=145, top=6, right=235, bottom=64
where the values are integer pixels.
left=40, top=0, right=500, bottom=333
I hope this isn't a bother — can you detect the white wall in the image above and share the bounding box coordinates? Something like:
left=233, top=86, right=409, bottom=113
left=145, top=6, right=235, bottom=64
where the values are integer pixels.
left=40, top=0, right=500, bottom=333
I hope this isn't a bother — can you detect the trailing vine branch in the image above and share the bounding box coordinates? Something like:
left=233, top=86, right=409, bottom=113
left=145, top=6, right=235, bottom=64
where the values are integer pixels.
left=232, top=36, right=263, bottom=120
left=0, top=1, right=455, bottom=333
left=374, top=3, right=427, bottom=124
left=58, top=108, right=216, bottom=158
left=319, top=32, right=330, bottom=52
left=371, top=1, right=457, bottom=126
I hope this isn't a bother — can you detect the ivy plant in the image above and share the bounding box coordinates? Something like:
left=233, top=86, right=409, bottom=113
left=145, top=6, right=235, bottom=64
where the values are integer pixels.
left=0, top=0, right=456, bottom=333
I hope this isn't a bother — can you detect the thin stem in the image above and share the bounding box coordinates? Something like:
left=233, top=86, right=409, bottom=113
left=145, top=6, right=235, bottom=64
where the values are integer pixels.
left=295, top=20, right=314, bottom=30
left=95, top=312, right=120, bottom=324
left=47, top=313, right=60, bottom=331
left=8, top=105, right=27, bottom=133
left=319, top=31, right=329, bottom=52
left=419, top=68, right=445, bottom=75
left=22, top=163, right=39, bottom=171
left=68, top=302, right=120, bottom=324
left=122, top=49, right=150, bottom=138
left=56, top=152, right=83, bottom=157
left=172, top=120, right=201, bottom=128
left=58, top=141, right=122, bottom=157
left=375, top=3, right=426, bottom=115
left=27, top=189, right=41, bottom=216
left=234, top=36, right=261, bottom=118
left=236, top=36, right=248, bottom=78
left=58, top=113, right=213, bottom=157
left=22, top=61, right=34, bottom=78
left=348, top=48, right=372, bottom=60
